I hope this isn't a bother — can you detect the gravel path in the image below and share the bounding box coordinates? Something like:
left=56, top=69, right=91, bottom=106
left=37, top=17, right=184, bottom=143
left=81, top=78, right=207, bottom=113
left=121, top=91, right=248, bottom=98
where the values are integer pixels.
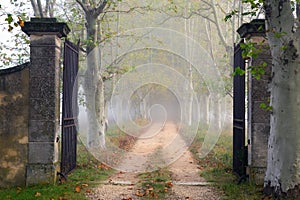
left=86, top=122, right=220, bottom=200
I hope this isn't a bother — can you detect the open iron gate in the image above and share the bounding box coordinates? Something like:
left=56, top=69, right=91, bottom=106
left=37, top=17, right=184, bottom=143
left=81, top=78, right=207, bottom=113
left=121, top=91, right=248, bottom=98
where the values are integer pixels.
left=61, top=40, right=79, bottom=175
left=233, top=41, right=247, bottom=178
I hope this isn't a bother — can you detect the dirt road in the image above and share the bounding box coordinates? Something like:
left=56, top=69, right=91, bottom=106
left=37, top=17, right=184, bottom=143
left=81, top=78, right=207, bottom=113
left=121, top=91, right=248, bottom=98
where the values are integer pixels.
left=86, top=122, right=220, bottom=200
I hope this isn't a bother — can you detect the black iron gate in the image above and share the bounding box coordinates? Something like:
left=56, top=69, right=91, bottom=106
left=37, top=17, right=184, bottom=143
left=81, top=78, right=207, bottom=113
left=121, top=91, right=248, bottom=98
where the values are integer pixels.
left=61, top=40, right=79, bottom=175
left=233, top=41, right=247, bottom=178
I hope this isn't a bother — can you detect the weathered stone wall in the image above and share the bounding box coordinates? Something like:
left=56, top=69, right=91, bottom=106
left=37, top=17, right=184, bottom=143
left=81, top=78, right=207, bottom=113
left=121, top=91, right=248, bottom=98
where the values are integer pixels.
left=0, top=18, right=69, bottom=187
left=0, top=63, right=30, bottom=187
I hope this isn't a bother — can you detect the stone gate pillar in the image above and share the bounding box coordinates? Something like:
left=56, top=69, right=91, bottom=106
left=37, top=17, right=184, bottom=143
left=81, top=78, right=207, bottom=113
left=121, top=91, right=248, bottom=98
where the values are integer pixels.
left=237, top=19, right=271, bottom=184
left=22, top=18, right=70, bottom=185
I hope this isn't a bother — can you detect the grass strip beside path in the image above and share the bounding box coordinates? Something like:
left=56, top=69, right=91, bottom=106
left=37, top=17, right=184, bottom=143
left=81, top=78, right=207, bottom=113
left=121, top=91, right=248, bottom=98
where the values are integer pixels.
left=0, top=142, right=114, bottom=200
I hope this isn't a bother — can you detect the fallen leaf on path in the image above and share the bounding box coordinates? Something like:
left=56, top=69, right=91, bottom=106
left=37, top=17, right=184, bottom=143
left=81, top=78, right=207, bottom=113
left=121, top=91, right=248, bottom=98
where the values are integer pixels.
left=135, top=190, right=145, bottom=197
left=34, top=192, right=41, bottom=197
left=150, top=192, right=158, bottom=198
left=85, top=189, right=92, bottom=193
left=98, top=163, right=111, bottom=170
left=166, top=181, right=173, bottom=187
left=81, top=183, right=89, bottom=187
left=75, top=186, right=81, bottom=193
left=16, top=187, right=22, bottom=193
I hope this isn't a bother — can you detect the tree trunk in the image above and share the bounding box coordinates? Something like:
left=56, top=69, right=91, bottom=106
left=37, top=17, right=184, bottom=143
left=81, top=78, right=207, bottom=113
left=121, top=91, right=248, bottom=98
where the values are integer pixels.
left=264, top=0, right=300, bottom=197
left=209, top=94, right=220, bottom=131
left=30, top=0, right=55, bottom=17
left=95, top=77, right=106, bottom=148
left=83, top=13, right=106, bottom=149
left=199, top=92, right=209, bottom=128
left=184, top=3, right=194, bottom=126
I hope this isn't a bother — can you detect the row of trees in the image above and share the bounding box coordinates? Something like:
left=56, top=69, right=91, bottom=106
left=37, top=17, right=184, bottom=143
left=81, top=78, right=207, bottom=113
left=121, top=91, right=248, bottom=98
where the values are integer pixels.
left=1, top=0, right=300, bottom=197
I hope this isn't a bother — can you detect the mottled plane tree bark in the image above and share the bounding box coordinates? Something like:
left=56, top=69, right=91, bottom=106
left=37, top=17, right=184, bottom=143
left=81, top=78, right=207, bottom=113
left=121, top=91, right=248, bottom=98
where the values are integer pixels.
left=262, top=0, right=300, bottom=198
left=75, top=0, right=108, bottom=148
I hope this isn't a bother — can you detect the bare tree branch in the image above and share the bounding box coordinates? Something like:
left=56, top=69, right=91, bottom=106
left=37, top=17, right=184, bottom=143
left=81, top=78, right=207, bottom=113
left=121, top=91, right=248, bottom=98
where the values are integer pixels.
left=49, top=0, right=55, bottom=17
left=75, top=0, right=88, bottom=13
left=37, top=0, right=44, bottom=17
left=209, top=0, right=229, bottom=50
left=103, top=6, right=153, bottom=14
left=191, top=11, right=215, bottom=24
left=95, top=0, right=108, bottom=17
left=201, top=0, right=213, bottom=9
left=45, top=0, right=50, bottom=17
left=297, top=2, right=300, bottom=23
left=30, top=0, right=39, bottom=17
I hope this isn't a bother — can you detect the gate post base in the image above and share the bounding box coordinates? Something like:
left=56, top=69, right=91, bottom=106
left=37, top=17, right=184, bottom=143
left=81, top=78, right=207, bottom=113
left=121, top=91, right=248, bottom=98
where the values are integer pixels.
left=248, top=167, right=266, bottom=185
left=26, top=163, right=60, bottom=186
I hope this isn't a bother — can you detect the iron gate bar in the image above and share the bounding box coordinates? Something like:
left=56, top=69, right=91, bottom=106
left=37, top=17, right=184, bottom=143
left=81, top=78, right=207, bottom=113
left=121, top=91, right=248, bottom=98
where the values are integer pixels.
left=61, top=39, right=79, bottom=175
left=233, top=40, right=247, bottom=178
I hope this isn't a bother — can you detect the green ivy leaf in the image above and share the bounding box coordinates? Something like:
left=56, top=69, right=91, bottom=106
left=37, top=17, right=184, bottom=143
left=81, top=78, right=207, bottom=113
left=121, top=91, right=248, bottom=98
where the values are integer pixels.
left=8, top=25, right=13, bottom=32
left=274, top=31, right=286, bottom=38
left=232, top=67, right=246, bottom=76
left=281, top=45, right=287, bottom=50
left=5, top=14, right=13, bottom=24
left=260, top=103, right=273, bottom=111
left=260, top=103, right=267, bottom=109
left=225, top=10, right=238, bottom=22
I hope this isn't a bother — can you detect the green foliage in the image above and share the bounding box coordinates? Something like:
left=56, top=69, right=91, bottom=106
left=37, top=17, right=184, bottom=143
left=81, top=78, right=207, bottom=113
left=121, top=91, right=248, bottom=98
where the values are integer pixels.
left=166, top=0, right=178, bottom=13
left=5, top=14, right=13, bottom=24
left=0, top=142, right=113, bottom=200
left=260, top=102, right=273, bottom=111
left=0, top=1, right=29, bottom=67
left=240, top=41, right=262, bottom=59
left=190, top=129, right=264, bottom=199
left=242, top=0, right=263, bottom=9
left=233, top=41, right=269, bottom=80
left=224, top=0, right=263, bottom=21
left=232, top=67, right=246, bottom=76
left=137, top=168, right=173, bottom=199
left=274, top=31, right=287, bottom=39
left=0, top=184, right=87, bottom=200
left=248, top=61, right=267, bottom=80
left=225, top=10, right=257, bottom=22
left=224, top=10, right=238, bottom=22
left=232, top=41, right=268, bottom=79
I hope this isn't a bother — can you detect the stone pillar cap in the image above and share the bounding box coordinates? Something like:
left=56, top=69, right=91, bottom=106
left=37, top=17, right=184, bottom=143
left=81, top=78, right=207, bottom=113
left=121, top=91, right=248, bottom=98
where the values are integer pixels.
left=237, top=19, right=265, bottom=39
left=21, top=18, right=70, bottom=38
